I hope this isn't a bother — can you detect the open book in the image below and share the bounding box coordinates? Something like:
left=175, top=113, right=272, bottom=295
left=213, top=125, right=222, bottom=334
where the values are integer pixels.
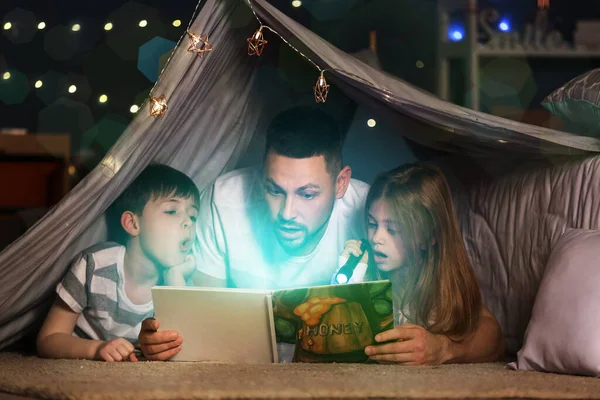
left=151, top=280, right=394, bottom=363
left=271, top=279, right=394, bottom=363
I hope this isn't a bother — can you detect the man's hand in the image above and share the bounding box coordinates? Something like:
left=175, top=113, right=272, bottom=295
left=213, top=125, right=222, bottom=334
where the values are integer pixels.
left=164, top=255, right=196, bottom=286
left=138, top=318, right=182, bottom=361
left=95, top=338, right=138, bottom=362
left=365, top=324, right=450, bottom=365
left=341, top=240, right=368, bottom=264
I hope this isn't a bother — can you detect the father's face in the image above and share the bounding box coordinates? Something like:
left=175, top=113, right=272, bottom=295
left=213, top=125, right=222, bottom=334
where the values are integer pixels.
left=263, top=151, right=337, bottom=256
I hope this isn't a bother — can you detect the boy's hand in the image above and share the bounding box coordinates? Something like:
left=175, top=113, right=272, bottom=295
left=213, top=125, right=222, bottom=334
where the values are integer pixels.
left=164, top=255, right=196, bottom=286
left=341, top=240, right=368, bottom=264
left=95, top=338, right=138, bottom=362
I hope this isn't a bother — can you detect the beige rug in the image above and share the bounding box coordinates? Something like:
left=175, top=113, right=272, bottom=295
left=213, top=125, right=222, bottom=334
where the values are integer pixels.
left=1, top=352, right=599, bottom=400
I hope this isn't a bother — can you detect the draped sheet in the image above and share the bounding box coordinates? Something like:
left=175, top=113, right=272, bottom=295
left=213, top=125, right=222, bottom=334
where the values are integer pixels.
left=1, top=0, right=599, bottom=350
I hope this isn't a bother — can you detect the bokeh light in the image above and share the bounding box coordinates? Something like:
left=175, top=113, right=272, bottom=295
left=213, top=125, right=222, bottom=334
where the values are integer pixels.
left=104, top=22, right=113, bottom=31
left=35, top=70, right=67, bottom=105
left=139, top=20, right=148, bottom=28
left=68, top=85, right=77, bottom=93
left=99, top=94, right=108, bottom=103
left=34, top=80, right=43, bottom=88
left=138, top=36, right=176, bottom=82
left=172, top=19, right=181, bottom=27
left=71, top=23, right=81, bottom=31
left=367, top=119, right=376, bottom=128
left=292, top=1, right=302, bottom=7
left=0, top=70, right=31, bottom=105
left=106, top=2, right=165, bottom=61
left=130, top=105, right=139, bottom=113
left=3, top=8, right=37, bottom=44
left=37, top=22, right=46, bottom=30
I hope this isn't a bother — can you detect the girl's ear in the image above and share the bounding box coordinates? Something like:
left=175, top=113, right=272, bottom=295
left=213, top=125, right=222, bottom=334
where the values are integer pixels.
left=121, top=211, right=140, bottom=237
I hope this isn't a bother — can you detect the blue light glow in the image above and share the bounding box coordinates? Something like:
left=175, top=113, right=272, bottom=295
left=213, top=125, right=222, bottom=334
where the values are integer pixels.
left=498, top=19, right=511, bottom=32
left=448, top=23, right=465, bottom=42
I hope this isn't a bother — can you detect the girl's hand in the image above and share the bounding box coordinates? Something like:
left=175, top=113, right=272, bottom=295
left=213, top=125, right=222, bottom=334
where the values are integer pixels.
left=364, top=324, right=450, bottom=365
left=341, top=240, right=368, bottom=264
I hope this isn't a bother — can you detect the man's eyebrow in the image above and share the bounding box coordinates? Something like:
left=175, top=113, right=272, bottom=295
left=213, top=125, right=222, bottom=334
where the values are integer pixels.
left=297, top=184, right=320, bottom=191
left=265, top=178, right=284, bottom=191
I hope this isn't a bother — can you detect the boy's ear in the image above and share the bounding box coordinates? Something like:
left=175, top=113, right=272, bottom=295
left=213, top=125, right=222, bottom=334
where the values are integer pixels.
left=121, top=211, right=140, bottom=237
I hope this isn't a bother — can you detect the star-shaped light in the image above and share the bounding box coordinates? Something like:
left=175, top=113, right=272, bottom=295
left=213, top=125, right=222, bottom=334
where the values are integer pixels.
left=187, top=31, right=214, bottom=59
left=313, top=72, right=329, bottom=103
left=150, top=95, right=168, bottom=118
left=247, top=26, right=268, bottom=56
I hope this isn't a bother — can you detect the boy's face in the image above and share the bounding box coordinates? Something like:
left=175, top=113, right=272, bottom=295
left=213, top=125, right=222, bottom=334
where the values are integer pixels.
left=137, top=194, right=198, bottom=268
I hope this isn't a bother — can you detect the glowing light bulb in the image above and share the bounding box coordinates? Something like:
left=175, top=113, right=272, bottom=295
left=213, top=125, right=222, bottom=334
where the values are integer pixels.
left=104, top=22, right=113, bottom=31
left=3, top=22, right=12, bottom=30
left=2, top=72, right=10, bottom=80
left=172, top=20, right=181, bottom=27
left=37, top=22, right=46, bottom=30
left=139, top=20, right=148, bottom=28
left=68, top=85, right=77, bottom=93
left=367, top=119, right=376, bottom=128
left=130, top=105, right=139, bottom=113
left=292, top=0, right=302, bottom=7
left=35, top=80, right=43, bottom=88
left=99, top=94, right=108, bottom=103
left=71, top=23, right=81, bottom=32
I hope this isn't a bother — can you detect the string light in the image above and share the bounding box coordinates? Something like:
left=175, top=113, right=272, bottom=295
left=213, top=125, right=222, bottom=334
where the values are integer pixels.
left=34, top=80, right=43, bottom=88
left=186, top=31, right=213, bottom=58
left=37, top=22, right=46, bottom=30
left=2, top=72, right=10, bottom=80
left=292, top=0, right=302, bottom=7
left=99, top=94, right=108, bottom=103
left=139, top=20, right=148, bottom=28
left=71, top=24, right=81, bottom=32
left=104, top=22, right=113, bottom=31
left=313, top=72, right=329, bottom=103
left=150, top=95, right=168, bottom=118
left=367, top=119, right=376, bottom=128
left=130, top=105, right=139, bottom=113
left=172, top=20, right=182, bottom=27
left=3, top=22, right=11, bottom=30
left=247, top=26, right=267, bottom=56
left=68, top=85, right=77, bottom=93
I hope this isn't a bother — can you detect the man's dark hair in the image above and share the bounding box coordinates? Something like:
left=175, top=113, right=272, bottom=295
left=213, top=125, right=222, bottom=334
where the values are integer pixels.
left=106, top=163, right=200, bottom=245
left=264, top=106, right=343, bottom=176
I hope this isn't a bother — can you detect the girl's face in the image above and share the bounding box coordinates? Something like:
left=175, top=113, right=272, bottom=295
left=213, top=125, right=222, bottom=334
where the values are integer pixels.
left=367, top=199, right=406, bottom=272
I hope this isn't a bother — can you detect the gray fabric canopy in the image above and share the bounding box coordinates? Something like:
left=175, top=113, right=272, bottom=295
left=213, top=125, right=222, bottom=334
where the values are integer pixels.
left=1, top=0, right=599, bottom=351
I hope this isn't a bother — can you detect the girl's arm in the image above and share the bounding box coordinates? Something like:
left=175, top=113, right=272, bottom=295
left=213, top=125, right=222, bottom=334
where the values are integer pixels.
left=444, top=305, right=506, bottom=363
left=37, top=298, right=104, bottom=360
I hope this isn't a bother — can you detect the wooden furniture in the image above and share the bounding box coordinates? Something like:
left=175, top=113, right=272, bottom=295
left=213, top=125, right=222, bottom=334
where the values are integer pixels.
left=436, top=0, right=600, bottom=111
left=0, top=134, right=70, bottom=211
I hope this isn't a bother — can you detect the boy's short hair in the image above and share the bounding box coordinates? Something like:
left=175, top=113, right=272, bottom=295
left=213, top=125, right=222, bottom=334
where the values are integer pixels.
left=264, top=106, right=343, bottom=177
left=107, top=163, right=200, bottom=245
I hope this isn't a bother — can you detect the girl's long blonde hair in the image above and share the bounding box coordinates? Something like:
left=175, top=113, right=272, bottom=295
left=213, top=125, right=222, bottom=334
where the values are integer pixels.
left=366, top=163, right=481, bottom=337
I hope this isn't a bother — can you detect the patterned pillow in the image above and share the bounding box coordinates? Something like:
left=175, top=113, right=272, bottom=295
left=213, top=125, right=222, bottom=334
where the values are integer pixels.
left=542, top=68, right=600, bottom=136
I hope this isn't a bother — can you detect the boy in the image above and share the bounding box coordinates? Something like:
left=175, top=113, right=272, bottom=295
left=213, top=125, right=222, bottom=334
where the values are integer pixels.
left=37, top=163, right=199, bottom=362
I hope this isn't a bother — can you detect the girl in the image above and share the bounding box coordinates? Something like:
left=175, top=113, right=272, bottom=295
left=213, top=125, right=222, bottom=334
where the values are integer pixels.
left=336, top=163, right=504, bottom=365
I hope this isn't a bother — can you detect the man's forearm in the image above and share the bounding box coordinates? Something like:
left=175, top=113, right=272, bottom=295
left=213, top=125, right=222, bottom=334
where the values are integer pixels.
left=443, top=316, right=505, bottom=364
left=37, top=333, right=104, bottom=360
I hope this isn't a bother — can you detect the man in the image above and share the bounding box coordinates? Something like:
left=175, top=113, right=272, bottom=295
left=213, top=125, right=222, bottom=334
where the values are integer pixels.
left=139, top=106, right=370, bottom=359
